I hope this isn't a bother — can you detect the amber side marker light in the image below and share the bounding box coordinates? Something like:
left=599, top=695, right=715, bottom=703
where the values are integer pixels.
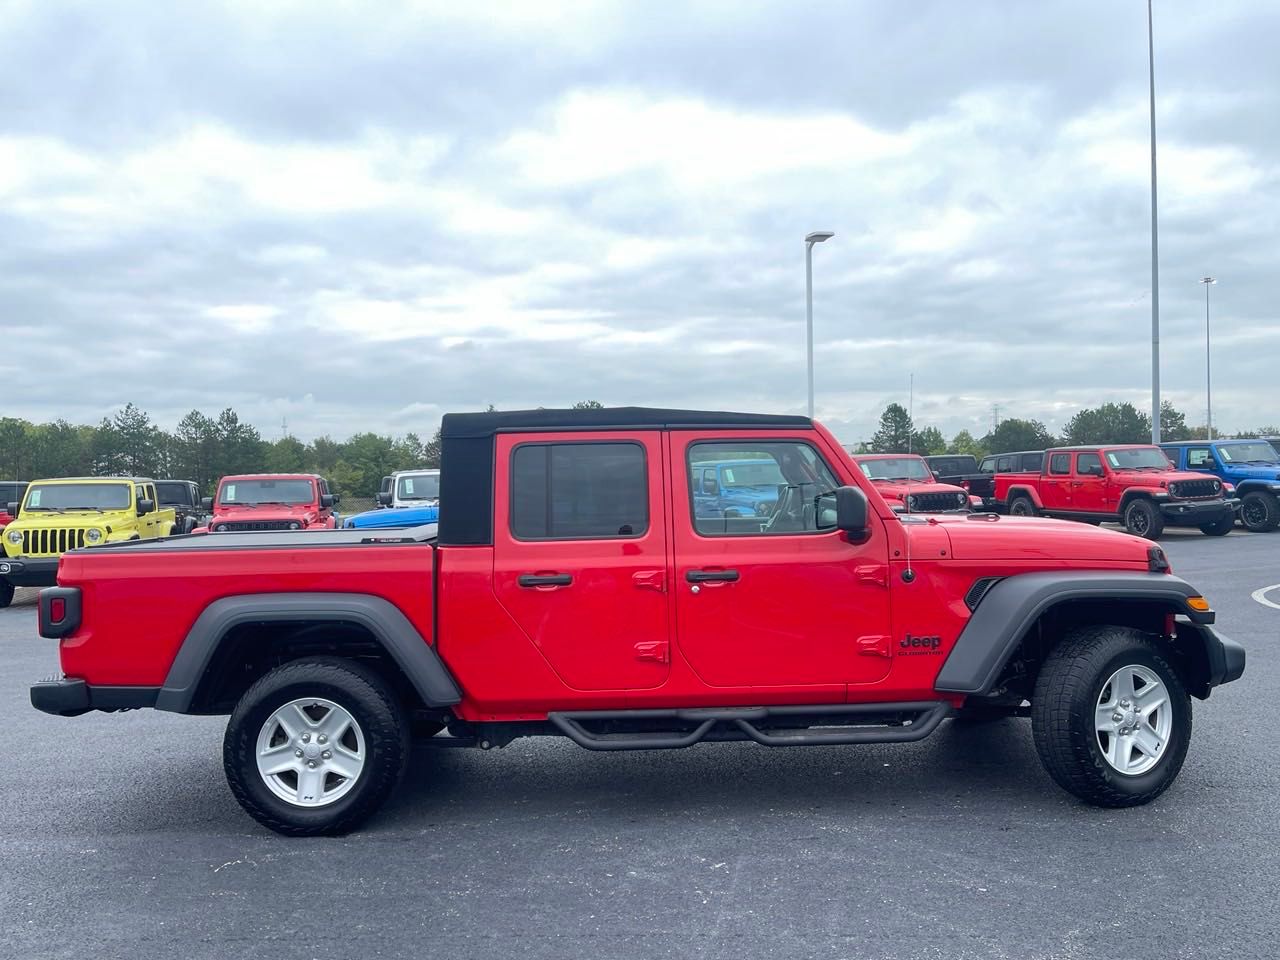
left=1187, top=596, right=1212, bottom=613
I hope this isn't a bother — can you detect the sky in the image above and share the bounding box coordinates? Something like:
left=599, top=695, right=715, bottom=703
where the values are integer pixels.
left=1, top=0, right=1277, bottom=446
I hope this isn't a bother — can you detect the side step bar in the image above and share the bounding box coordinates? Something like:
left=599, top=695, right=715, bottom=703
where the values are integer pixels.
left=547, top=701, right=951, bottom=752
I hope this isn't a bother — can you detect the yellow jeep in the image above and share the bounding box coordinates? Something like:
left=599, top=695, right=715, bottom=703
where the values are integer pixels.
left=1, top=477, right=177, bottom=603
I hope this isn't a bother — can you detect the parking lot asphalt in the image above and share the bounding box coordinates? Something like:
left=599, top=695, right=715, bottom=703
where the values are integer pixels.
left=1, top=529, right=1277, bottom=960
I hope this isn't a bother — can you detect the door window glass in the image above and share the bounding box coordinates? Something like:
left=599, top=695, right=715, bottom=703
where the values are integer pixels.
left=688, top=441, right=838, bottom=537
left=1049, top=454, right=1071, bottom=475
left=1076, top=453, right=1102, bottom=476
left=511, top=442, right=648, bottom=540
left=1187, top=448, right=1213, bottom=468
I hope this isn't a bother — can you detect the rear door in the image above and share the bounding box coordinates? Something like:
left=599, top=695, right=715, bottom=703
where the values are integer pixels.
left=670, top=431, right=892, bottom=688
left=1042, top=453, right=1073, bottom=509
left=492, top=431, right=670, bottom=691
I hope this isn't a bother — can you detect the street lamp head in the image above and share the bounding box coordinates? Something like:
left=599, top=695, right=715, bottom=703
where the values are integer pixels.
left=1200, top=276, right=1216, bottom=285
left=805, top=231, right=835, bottom=244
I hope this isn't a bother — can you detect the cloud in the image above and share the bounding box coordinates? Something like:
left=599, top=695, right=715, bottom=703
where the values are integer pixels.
left=1, top=0, right=1278, bottom=447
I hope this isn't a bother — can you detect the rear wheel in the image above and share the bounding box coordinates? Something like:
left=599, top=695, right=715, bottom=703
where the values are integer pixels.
left=1199, top=513, right=1235, bottom=537
left=1031, top=626, right=1191, bottom=807
left=1123, top=498, right=1164, bottom=539
left=1240, top=491, right=1280, bottom=532
left=0, top=580, right=13, bottom=609
left=223, top=657, right=409, bottom=836
left=1008, top=496, right=1037, bottom=517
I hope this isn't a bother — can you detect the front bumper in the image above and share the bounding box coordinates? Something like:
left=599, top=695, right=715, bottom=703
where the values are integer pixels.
left=1159, top=497, right=1239, bottom=525
left=0, top=557, right=59, bottom=587
left=30, top=678, right=159, bottom=716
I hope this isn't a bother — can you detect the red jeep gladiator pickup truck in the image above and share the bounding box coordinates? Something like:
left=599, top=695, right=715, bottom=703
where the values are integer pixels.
left=995, top=445, right=1239, bottom=540
left=30, top=408, right=1244, bottom=835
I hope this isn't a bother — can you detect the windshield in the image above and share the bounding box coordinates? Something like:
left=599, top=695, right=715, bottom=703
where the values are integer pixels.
left=1217, top=442, right=1279, bottom=464
left=858, top=458, right=933, bottom=481
left=718, top=462, right=786, bottom=487
left=1104, top=448, right=1172, bottom=471
left=219, top=479, right=314, bottom=505
left=154, top=481, right=192, bottom=506
left=24, top=482, right=131, bottom=511
left=396, top=473, right=440, bottom=500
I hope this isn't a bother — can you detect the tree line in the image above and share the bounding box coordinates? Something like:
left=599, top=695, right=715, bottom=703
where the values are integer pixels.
left=0, top=400, right=608, bottom=497
left=861, top=400, right=1280, bottom=457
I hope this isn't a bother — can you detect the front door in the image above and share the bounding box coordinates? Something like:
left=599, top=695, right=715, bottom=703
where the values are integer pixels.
left=1072, top=452, right=1108, bottom=513
left=671, top=432, right=892, bottom=688
left=492, top=431, right=671, bottom=691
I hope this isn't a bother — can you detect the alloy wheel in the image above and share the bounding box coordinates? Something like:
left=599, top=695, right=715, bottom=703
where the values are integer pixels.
left=1094, top=664, right=1172, bottom=776
left=254, top=697, right=366, bottom=807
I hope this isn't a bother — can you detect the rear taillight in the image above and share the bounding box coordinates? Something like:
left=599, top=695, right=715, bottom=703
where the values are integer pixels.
left=39, top=587, right=81, bottom=639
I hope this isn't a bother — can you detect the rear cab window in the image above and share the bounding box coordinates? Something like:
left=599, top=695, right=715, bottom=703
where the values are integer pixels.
left=510, top=442, right=649, bottom=540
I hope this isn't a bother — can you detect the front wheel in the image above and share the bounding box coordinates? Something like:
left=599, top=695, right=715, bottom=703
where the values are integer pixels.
left=1123, top=498, right=1164, bottom=539
left=1031, top=626, right=1191, bottom=807
left=1199, top=513, right=1235, bottom=537
left=223, top=657, right=409, bottom=836
left=0, top=579, right=13, bottom=609
left=1240, top=491, right=1280, bottom=532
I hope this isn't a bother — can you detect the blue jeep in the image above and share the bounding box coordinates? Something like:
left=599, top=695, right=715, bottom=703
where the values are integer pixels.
left=1161, top=440, right=1280, bottom=532
left=690, top=459, right=786, bottom=518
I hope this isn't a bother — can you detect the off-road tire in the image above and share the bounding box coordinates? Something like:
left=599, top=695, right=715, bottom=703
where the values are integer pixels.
left=224, top=657, right=409, bottom=836
left=0, top=580, right=13, bottom=609
left=1199, top=513, right=1235, bottom=537
left=1123, top=498, right=1164, bottom=539
left=1008, top=496, right=1037, bottom=517
left=1240, top=491, right=1280, bottom=532
left=1031, top=626, right=1191, bottom=807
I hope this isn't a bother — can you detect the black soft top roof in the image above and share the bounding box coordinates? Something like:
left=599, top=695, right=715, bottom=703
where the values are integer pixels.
left=441, top=406, right=811, bottom=439
left=438, top=406, right=812, bottom=546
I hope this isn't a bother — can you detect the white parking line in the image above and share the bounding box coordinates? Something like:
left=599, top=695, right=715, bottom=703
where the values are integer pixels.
left=1251, top=583, right=1280, bottom=610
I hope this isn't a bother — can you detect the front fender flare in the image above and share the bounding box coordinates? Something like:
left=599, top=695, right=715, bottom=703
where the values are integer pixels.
left=934, top=571, right=1212, bottom=696
left=155, top=592, right=462, bottom=713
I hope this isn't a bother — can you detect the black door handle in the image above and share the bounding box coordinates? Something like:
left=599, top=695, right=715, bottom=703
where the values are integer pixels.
left=518, top=573, right=573, bottom=588
left=686, top=569, right=740, bottom=583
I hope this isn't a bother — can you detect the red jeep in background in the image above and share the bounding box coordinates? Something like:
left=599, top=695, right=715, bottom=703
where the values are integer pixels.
left=30, top=408, right=1243, bottom=835
left=852, top=453, right=975, bottom=513
left=0, top=482, right=29, bottom=529
left=200, top=474, right=340, bottom=532
left=995, top=445, right=1239, bottom=539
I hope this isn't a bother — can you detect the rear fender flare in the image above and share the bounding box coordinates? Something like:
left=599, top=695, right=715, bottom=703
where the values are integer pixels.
left=155, top=592, right=461, bottom=713
left=935, top=572, right=1213, bottom=697
left=1005, top=485, right=1042, bottom=509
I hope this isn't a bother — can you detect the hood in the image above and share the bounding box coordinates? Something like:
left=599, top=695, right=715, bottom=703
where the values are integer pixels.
left=1222, top=463, right=1280, bottom=480
left=345, top=503, right=440, bottom=528
left=213, top=503, right=315, bottom=520
left=7, top=510, right=121, bottom=528
left=1111, top=468, right=1210, bottom=486
left=917, top=513, right=1154, bottom=565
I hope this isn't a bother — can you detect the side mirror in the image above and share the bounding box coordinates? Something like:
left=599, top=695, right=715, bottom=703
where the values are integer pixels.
left=137, top=498, right=155, bottom=515
left=816, top=486, right=870, bottom=537
left=5, top=501, right=17, bottom=517
left=376, top=491, right=393, bottom=507
left=320, top=494, right=336, bottom=509
left=201, top=497, right=213, bottom=511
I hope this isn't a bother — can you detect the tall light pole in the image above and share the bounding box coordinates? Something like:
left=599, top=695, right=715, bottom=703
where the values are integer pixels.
left=1201, top=276, right=1216, bottom=439
left=805, top=230, right=834, bottom=419
left=1148, top=0, right=1162, bottom=443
